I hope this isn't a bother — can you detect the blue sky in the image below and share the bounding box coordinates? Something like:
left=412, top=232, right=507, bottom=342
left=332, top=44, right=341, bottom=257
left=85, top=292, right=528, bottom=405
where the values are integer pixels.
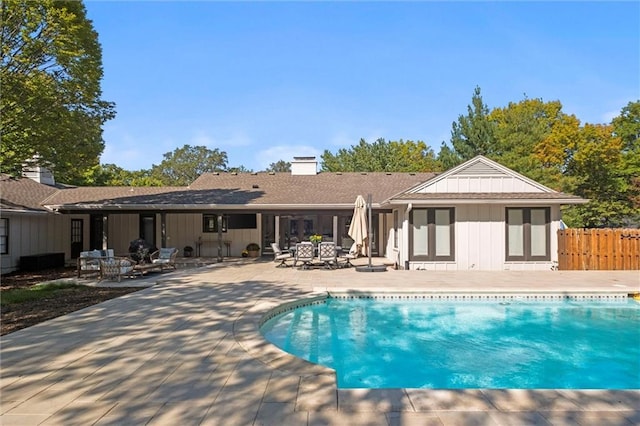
left=85, top=1, right=640, bottom=172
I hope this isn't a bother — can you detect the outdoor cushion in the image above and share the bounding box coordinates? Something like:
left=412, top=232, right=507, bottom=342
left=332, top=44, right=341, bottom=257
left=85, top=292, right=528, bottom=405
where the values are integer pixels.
left=152, top=248, right=177, bottom=264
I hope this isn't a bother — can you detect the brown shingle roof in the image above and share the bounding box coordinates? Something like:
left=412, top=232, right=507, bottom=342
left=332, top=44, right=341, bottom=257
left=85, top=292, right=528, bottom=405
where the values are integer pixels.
left=0, top=174, right=58, bottom=211
left=44, top=172, right=438, bottom=209
left=7, top=171, right=585, bottom=213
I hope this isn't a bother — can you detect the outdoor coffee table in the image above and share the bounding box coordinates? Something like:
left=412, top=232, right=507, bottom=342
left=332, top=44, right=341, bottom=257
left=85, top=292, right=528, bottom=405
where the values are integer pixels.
left=132, top=262, right=162, bottom=276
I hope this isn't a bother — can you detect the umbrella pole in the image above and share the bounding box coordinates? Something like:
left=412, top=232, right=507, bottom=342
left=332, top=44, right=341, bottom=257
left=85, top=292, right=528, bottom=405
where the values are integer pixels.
left=355, top=194, right=386, bottom=272
left=367, top=193, right=372, bottom=268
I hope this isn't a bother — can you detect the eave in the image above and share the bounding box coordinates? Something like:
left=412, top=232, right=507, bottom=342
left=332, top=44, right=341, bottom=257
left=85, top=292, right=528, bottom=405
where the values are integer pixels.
left=384, top=197, right=589, bottom=206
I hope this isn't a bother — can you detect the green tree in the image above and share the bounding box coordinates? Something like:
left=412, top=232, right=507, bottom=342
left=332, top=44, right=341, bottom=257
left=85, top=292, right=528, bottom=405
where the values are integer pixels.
left=265, top=160, right=291, bottom=172
left=440, top=86, right=496, bottom=167
left=611, top=100, right=640, bottom=219
left=1, top=0, right=115, bottom=183
left=489, top=98, right=581, bottom=190
left=612, top=100, right=640, bottom=152
left=82, top=164, right=162, bottom=186
left=321, top=138, right=439, bottom=172
left=227, top=165, right=253, bottom=173
left=562, top=124, right=632, bottom=227
left=150, top=145, right=228, bottom=185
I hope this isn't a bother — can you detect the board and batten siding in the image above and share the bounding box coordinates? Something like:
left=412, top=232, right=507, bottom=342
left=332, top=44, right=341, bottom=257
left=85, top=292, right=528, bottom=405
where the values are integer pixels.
left=108, top=214, right=140, bottom=255
left=165, top=212, right=261, bottom=257
left=398, top=204, right=562, bottom=271
left=1, top=212, right=69, bottom=274
left=105, top=212, right=262, bottom=257
left=416, top=174, right=545, bottom=194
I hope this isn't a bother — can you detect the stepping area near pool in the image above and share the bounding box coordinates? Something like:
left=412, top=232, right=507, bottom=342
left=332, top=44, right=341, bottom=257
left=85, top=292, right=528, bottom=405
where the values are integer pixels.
left=1, top=257, right=638, bottom=425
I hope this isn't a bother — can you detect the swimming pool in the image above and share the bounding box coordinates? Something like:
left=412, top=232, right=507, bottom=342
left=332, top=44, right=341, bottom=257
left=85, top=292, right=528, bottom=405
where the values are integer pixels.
left=260, top=296, right=640, bottom=389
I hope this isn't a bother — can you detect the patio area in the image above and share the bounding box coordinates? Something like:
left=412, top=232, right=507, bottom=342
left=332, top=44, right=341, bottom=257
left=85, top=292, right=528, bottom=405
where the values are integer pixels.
left=1, top=258, right=639, bottom=425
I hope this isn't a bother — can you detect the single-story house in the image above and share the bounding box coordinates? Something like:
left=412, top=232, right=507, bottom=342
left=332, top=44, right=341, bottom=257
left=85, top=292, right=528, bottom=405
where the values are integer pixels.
left=0, top=155, right=586, bottom=274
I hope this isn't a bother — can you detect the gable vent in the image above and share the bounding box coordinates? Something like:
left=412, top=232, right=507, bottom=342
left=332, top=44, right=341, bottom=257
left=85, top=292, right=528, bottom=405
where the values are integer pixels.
left=457, top=161, right=507, bottom=176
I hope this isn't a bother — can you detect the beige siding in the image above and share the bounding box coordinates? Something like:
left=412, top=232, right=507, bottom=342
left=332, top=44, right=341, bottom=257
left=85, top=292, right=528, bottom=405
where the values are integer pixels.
left=164, top=213, right=260, bottom=257
left=109, top=214, right=139, bottom=255
left=100, top=212, right=261, bottom=258
left=1, top=212, right=69, bottom=274
left=165, top=213, right=200, bottom=255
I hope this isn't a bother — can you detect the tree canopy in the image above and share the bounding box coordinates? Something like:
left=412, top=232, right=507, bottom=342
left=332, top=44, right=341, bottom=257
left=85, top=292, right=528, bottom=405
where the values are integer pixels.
left=562, top=124, right=632, bottom=227
left=489, top=97, right=581, bottom=190
left=265, top=160, right=291, bottom=172
left=321, top=138, right=440, bottom=172
left=150, top=144, right=228, bottom=186
left=1, top=0, right=114, bottom=183
left=319, top=90, right=638, bottom=228
left=82, top=164, right=163, bottom=187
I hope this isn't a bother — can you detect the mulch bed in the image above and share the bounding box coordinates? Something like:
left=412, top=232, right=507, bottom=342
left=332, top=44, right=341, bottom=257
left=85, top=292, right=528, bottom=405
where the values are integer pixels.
left=1, top=267, right=143, bottom=336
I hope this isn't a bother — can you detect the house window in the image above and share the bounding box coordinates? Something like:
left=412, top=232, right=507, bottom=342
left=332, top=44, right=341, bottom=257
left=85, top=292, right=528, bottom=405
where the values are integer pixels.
left=227, top=214, right=257, bottom=229
left=506, top=207, right=550, bottom=261
left=410, top=208, right=454, bottom=261
left=0, top=218, right=7, bottom=254
left=203, top=214, right=227, bottom=233
left=393, top=210, right=399, bottom=249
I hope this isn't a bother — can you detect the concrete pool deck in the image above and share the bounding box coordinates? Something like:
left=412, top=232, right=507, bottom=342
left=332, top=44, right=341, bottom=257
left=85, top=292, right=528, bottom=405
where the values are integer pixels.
left=1, top=258, right=639, bottom=425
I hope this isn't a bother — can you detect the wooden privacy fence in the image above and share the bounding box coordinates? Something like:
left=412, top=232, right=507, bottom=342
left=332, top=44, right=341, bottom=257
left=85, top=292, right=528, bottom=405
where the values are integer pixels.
left=557, top=228, right=640, bottom=270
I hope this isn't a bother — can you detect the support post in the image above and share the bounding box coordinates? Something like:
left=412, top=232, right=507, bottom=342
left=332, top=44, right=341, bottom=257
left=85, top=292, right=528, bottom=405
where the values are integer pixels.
left=217, top=214, right=223, bottom=262
left=102, top=214, right=108, bottom=250
left=160, top=212, right=167, bottom=248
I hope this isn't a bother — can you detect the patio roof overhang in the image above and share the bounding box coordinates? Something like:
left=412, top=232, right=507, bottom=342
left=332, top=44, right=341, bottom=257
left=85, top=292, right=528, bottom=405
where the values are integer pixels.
left=383, top=192, right=588, bottom=207
left=46, top=202, right=390, bottom=213
left=384, top=198, right=589, bottom=206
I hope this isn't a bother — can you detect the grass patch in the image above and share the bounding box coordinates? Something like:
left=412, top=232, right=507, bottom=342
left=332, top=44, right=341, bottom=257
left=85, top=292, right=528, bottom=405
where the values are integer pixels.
left=1, top=281, right=86, bottom=305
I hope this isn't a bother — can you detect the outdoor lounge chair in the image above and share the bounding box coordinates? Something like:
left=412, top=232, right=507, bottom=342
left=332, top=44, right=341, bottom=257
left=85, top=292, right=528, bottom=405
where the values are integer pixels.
left=318, top=242, right=338, bottom=269
left=294, top=242, right=315, bottom=269
left=99, top=257, right=135, bottom=282
left=271, top=242, right=294, bottom=267
left=338, top=242, right=358, bottom=268
left=150, top=247, right=178, bottom=271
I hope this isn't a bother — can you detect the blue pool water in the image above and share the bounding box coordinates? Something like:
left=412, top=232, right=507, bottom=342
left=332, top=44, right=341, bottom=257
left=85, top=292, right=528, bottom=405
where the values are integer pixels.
left=260, top=297, right=640, bottom=389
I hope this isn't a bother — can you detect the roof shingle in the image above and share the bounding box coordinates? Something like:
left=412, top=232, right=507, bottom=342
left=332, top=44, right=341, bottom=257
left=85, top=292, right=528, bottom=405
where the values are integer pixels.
left=0, top=174, right=58, bottom=211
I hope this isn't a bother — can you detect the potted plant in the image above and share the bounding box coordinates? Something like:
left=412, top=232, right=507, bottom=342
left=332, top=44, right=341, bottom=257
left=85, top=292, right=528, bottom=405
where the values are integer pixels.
left=245, top=243, right=260, bottom=257
left=309, top=234, right=322, bottom=245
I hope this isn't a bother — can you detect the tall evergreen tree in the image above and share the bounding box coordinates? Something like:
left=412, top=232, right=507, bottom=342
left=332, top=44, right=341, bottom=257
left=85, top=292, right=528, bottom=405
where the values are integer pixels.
left=441, top=86, right=497, bottom=166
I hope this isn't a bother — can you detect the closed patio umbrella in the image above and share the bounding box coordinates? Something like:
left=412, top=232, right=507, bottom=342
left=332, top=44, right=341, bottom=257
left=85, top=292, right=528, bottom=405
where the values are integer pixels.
left=348, top=194, right=368, bottom=256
